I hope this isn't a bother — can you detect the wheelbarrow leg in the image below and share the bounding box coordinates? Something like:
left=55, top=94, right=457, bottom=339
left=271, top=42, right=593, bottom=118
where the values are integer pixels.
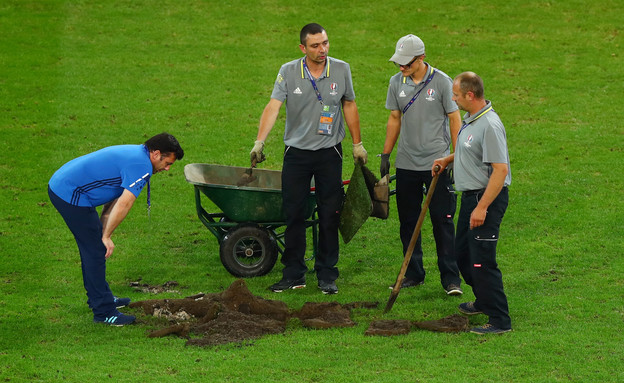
left=195, top=187, right=226, bottom=242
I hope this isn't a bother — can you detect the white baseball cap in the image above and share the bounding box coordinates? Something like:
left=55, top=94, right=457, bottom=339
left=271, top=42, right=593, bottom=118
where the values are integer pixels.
left=389, top=34, right=425, bottom=65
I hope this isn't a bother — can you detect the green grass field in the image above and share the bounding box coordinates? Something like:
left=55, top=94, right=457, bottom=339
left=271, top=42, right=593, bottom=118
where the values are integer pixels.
left=1, top=0, right=623, bottom=382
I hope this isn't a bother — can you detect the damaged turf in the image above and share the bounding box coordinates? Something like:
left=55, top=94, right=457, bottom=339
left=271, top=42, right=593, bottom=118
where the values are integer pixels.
left=129, top=279, right=379, bottom=347
left=129, top=280, right=468, bottom=347
left=412, top=314, right=469, bottom=333
left=365, top=314, right=469, bottom=336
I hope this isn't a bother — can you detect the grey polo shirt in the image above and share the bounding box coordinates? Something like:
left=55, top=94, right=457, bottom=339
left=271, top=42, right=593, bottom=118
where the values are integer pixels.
left=454, top=101, right=512, bottom=191
left=271, top=57, right=355, bottom=151
left=385, top=64, right=458, bottom=171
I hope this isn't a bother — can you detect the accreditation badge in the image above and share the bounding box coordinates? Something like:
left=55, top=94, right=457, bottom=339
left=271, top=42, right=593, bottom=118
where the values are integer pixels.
left=318, top=104, right=338, bottom=136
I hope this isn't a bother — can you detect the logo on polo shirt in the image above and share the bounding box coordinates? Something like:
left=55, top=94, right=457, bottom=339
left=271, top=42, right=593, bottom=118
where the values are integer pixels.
left=129, top=173, right=150, bottom=191
left=399, top=90, right=407, bottom=97
left=426, top=88, right=436, bottom=101
left=330, top=82, right=338, bottom=96
left=293, top=87, right=302, bottom=95
left=463, top=134, right=473, bottom=148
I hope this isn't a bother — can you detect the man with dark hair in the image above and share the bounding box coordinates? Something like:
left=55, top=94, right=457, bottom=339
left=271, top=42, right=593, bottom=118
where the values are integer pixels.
left=48, top=132, right=184, bottom=326
left=251, top=23, right=367, bottom=295
left=433, top=72, right=512, bottom=334
left=299, top=23, right=325, bottom=45
left=144, top=132, right=185, bottom=161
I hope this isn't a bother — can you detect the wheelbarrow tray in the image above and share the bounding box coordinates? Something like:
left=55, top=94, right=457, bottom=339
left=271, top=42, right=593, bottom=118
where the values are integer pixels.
left=184, top=163, right=315, bottom=223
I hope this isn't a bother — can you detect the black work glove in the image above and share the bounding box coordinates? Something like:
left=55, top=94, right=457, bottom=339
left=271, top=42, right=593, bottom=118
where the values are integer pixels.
left=380, top=153, right=390, bottom=178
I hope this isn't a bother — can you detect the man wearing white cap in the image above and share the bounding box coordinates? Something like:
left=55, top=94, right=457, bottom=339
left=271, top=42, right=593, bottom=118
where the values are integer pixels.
left=381, top=34, right=463, bottom=295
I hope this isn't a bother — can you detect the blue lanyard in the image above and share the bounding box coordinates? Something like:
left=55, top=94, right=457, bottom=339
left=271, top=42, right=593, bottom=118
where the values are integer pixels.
left=302, top=59, right=324, bottom=106
left=458, top=106, right=493, bottom=136
left=402, top=66, right=436, bottom=115
left=147, top=179, right=151, bottom=220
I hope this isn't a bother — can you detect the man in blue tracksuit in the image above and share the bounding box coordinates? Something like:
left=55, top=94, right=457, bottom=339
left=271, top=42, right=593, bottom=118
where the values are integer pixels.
left=48, top=132, right=184, bottom=326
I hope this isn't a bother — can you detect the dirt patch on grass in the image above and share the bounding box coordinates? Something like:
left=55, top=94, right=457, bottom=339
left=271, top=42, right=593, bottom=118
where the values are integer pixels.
left=412, top=314, right=469, bottom=333
left=364, top=315, right=469, bottom=336
left=129, top=280, right=182, bottom=294
left=365, top=319, right=412, bottom=336
left=129, top=279, right=467, bottom=347
left=129, top=279, right=378, bottom=347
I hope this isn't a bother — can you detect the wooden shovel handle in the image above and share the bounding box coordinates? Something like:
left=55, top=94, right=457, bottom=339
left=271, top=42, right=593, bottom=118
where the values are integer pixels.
left=384, top=165, right=441, bottom=313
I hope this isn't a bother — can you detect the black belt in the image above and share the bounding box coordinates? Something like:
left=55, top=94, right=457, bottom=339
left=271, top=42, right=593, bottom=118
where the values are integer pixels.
left=462, top=186, right=507, bottom=196
left=462, top=189, right=485, bottom=196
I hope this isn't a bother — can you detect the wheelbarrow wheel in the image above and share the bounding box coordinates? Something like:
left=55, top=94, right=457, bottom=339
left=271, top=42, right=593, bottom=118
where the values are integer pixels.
left=219, top=225, right=278, bottom=278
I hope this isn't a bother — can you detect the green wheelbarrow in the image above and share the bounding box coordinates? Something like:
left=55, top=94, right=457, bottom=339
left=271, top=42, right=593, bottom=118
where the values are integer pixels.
left=184, top=163, right=319, bottom=278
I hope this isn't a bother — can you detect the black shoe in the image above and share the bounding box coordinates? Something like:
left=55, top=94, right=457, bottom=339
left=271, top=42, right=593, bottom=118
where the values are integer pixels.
left=269, top=277, right=306, bottom=292
left=318, top=280, right=338, bottom=295
left=444, top=284, right=463, bottom=296
left=470, top=323, right=512, bottom=335
left=113, top=296, right=131, bottom=308
left=458, top=302, right=483, bottom=315
left=388, top=278, right=424, bottom=290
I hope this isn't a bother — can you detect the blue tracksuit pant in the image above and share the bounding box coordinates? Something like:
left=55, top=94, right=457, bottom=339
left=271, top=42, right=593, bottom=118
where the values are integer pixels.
left=48, top=186, right=117, bottom=319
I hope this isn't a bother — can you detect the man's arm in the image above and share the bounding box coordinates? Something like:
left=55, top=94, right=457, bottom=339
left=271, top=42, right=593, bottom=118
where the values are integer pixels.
left=251, top=98, right=283, bottom=166
left=342, top=99, right=368, bottom=164
left=470, top=162, right=508, bottom=229
left=256, top=98, right=283, bottom=142
left=448, top=110, right=461, bottom=153
left=100, top=199, right=117, bottom=230
left=101, top=189, right=137, bottom=259
left=432, top=153, right=454, bottom=175
left=383, top=110, right=401, bottom=154
left=342, top=99, right=361, bottom=144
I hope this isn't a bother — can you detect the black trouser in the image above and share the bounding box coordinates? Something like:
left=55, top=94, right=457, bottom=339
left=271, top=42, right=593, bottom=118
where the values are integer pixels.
left=281, top=144, right=343, bottom=282
left=456, top=187, right=511, bottom=329
left=395, top=168, right=460, bottom=288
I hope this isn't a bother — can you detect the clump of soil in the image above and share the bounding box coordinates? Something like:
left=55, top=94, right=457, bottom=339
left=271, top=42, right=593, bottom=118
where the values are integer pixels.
left=365, top=320, right=412, bottom=336
left=129, top=279, right=379, bottom=347
left=412, top=314, right=469, bottom=333
left=294, top=302, right=356, bottom=329
left=365, top=314, right=469, bottom=336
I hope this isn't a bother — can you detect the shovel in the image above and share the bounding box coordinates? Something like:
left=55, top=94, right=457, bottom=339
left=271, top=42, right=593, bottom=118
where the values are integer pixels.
left=236, top=158, right=258, bottom=187
left=384, top=165, right=441, bottom=314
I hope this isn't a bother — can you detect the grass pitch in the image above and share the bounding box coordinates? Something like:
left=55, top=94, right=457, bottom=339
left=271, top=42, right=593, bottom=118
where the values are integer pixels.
left=1, top=0, right=623, bottom=382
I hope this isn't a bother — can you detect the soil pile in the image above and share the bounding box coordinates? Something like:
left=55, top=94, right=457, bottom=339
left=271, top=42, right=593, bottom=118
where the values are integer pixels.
left=294, top=301, right=380, bottom=329
left=365, top=314, right=469, bottom=336
left=365, top=319, right=412, bottom=336
left=129, top=280, right=467, bottom=346
left=129, top=279, right=379, bottom=347
left=413, top=314, right=469, bottom=333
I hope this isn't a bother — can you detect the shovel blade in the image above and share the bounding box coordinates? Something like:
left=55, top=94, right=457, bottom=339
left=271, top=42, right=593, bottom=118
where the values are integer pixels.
left=383, top=290, right=399, bottom=313
left=236, top=168, right=257, bottom=187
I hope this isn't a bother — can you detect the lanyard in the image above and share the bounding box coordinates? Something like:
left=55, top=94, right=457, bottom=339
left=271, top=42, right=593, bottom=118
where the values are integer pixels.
left=402, top=66, right=436, bottom=115
left=458, top=106, right=493, bottom=136
left=302, top=59, right=325, bottom=106
left=141, top=144, right=152, bottom=220
left=147, top=179, right=151, bottom=220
